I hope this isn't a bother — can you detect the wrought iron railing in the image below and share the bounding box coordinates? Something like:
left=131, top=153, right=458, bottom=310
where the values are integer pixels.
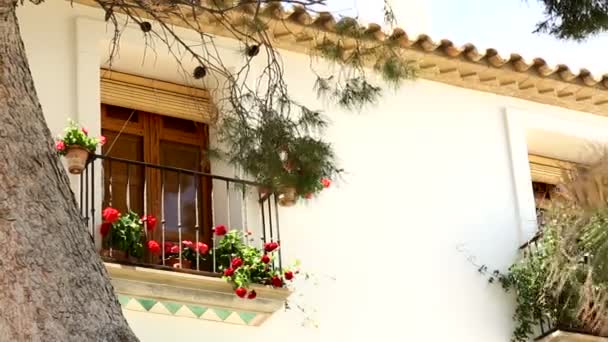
left=77, top=154, right=283, bottom=275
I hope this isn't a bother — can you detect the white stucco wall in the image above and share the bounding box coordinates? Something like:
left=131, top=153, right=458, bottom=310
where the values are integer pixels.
left=15, top=2, right=608, bottom=341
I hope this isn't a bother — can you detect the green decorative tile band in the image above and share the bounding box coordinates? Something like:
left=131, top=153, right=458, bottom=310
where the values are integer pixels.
left=118, top=294, right=260, bottom=326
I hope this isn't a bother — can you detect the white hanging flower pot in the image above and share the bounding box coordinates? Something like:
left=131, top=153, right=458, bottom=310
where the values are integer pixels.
left=64, top=146, right=90, bottom=174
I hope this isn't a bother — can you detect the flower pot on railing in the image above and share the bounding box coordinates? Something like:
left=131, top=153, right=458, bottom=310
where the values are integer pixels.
left=165, top=257, right=192, bottom=269
left=64, top=146, right=90, bottom=174
left=277, top=187, right=297, bottom=207
left=55, top=119, right=106, bottom=175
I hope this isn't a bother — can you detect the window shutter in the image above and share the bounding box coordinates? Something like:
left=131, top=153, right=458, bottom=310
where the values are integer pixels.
left=100, top=69, right=216, bottom=124
left=528, top=154, right=573, bottom=185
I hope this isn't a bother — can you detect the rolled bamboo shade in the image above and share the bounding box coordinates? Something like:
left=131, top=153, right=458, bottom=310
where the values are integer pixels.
left=100, top=69, right=216, bottom=123
left=529, top=154, right=574, bottom=185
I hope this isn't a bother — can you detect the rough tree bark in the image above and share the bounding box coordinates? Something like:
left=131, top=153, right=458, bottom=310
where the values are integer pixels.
left=0, top=1, right=139, bottom=341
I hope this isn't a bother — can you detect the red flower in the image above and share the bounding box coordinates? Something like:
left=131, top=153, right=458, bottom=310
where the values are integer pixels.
left=321, top=178, right=331, bottom=188
left=247, top=290, right=257, bottom=300
left=102, top=207, right=120, bottom=223
left=264, top=241, right=279, bottom=252
left=271, top=275, right=283, bottom=288
left=182, top=240, right=193, bottom=249
left=55, top=140, right=65, bottom=151
left=99, top=136, right=107, bottom=146
left=196, top=242, right=209, bottom=255
left=223, top=268, right=234, bottom=277
left=141, top=215, right=157, bottom=231
left=284, top=271, right=294, bottom=281
left=81, top=127, right=89, bottom=135
left=213, top=225, right=227, bottom=236
left=100, top=222, right=111, bottom=237
left=164, top=242, right=174, bottom=254
left=261, top=254, right=271, bottom=264
left=231, top=257, right=243, bottom=269
left=235, top=287, right=247, bottom=298
left=147, top=240, right=161, bottom=255
left=170, top=245, right=179, bottom=254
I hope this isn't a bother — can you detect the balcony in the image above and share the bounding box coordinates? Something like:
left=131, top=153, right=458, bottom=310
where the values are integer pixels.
left=77, top=154, right=290, bottom=325
left=519, top=235, right=608, bottom=341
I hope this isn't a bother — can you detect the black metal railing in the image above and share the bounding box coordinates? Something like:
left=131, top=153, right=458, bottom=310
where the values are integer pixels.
left=78, top=154, right=283, bottom=275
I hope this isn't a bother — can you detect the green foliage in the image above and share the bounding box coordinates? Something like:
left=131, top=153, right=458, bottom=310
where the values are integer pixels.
left=220, top=102, right=340, bottom=200
left=536, top=0, right=608, bottom=40
left=314, top=76, right=382, bottom=110
left=215, top=230, right=279, bottom=289
left=107, top=211, right=145, bottom=257
left=312, top=37, right=416, bottom=110
left=483, top=206, right=608, bottom=341
left=55, top=119, right=103, bottom=155
left=375, top=57, right=418, bottom=87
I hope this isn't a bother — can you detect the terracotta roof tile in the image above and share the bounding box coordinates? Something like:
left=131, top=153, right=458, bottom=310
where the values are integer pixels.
left=73, top=0, right=608, bottom=116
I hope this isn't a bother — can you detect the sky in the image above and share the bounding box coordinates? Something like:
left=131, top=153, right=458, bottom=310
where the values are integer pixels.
left=318, top=0, right=608, bottom=76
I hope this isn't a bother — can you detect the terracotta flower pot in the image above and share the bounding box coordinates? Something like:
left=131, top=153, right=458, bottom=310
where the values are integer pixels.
left=165, top=256, right=192, bottom=269
left=64, top=146, right=90, bottom=174
left=100, top=249, right=128, bottom=262
left=277, top=187, right=297, bottom=207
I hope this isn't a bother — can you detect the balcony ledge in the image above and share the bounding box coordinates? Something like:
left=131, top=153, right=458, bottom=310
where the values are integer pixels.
left=539, top=331, right=608, bottom=342
left=105, top=262, right=291, bottom=326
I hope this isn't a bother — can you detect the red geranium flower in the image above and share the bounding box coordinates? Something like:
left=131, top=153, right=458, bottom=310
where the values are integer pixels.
left=261, top=254, right=271, bottom=264
left=182, top=240, right=193, bottom=249
left=196, top=242, right=209, bottom=254
left=55, top=140, right=65, bottom=151
left=231, top=257, right=243, bottom=269
left=99, top=136, right=107, bottom=145
left=164, top=242, right=174, bottom=254
left=235, top=287, right=247, bottom=298
left=102, top=207, right=120, bottom=223
left=271, top=275, right=283, bottom=288
left=141, top=215, right=157, bottom=231
left=284, top=271, right=294, bottom=281
left=170, top=245, right=179, bottom=254
left=264, top=241, right=279, bottom=252
left=247, top=290, right=257, bottom=300
left=213, top=225, right=227, bottom=236
left=321, top=178, right=331, bottom=188
left=82, top=127, right=89, bottom=135
left=100, top=222, right=111, bottom=237
left=223, top=268, right=234, bottom=277
left=147, top=240, right=161, bottom=255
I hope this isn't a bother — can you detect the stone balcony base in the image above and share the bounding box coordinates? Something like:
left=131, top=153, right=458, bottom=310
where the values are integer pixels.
left=104, top=262, right=291, bottom=326
left=539, top=331, right=608, bottom=342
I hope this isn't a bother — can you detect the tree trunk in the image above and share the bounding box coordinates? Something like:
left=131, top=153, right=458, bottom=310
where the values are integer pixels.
left=0, top=1, right=139, bottom=341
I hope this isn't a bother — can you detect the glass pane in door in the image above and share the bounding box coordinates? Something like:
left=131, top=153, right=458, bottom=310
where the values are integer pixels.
left=160, top=140, right=203, bottom=241
left=101, top=130, right=144, bottom=216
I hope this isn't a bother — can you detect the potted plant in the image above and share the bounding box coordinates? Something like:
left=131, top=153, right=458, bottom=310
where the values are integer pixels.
left=99, top=207, right=155, bottom=263
left=54, top=119, right=106, bottom=174
left=212, top=224, right=296, bottom=299
left=151, top=240, right=209, bottom=269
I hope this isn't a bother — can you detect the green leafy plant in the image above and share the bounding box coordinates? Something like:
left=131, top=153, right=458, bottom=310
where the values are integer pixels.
left=100, top=207, right=155, bottom=258
left=479, top=206, right=608, bottom=341
left=54, top=119, right=105, bottom=155
left=212, top=225, right=297, bottom=299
